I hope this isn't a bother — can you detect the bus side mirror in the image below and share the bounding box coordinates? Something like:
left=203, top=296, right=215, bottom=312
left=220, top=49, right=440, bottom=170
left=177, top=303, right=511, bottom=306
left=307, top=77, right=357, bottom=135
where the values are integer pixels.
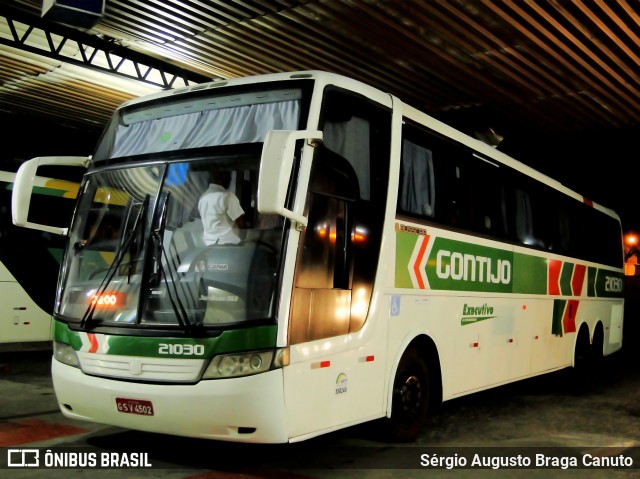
left=257, top=130, right=322, bottom=227
left=12, top=156, right=91, bottom=235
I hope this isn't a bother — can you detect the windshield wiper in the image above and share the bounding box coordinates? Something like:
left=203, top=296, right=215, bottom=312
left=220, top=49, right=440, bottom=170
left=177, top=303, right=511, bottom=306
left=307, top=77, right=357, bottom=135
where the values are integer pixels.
left=149, top=192, right=194, bottom=331
left=153, top=232, right=195, bottom=331
left=80, top=194, right=150, bottom=328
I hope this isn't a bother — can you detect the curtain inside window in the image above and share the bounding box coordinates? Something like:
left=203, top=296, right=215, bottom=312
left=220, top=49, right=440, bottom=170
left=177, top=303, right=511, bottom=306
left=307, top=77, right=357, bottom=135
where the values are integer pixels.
left=111, top=100, right=300, bottom=158
left=324, top=116, right=371, bottom=200
left=515, top=189, right=535, bottom=244
left=400, top=139, right=435, bottom=217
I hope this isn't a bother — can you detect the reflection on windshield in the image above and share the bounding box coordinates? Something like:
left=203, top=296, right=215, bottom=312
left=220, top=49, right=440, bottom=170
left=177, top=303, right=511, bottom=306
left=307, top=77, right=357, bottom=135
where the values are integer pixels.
left=57, top=167, right=159, bottom=324
left=56, top=158, right=283, bottom=330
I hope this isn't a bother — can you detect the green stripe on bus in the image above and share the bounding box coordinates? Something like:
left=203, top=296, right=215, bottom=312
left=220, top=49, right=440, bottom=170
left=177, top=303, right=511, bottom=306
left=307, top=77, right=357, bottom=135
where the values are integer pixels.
left=587, top=267, right=597, bottom=297
left=53, top=320, right=84, bottom=350
left=394, top=228, right=622, bottom=298
left=594, top=269, right=625, bottom=297
left=426, top=237, right=513, bottom=293
left=31, top=186, right=69, bottom=197
left=52, top=320, right=277, bottom=358
left=560, top=262, right=574, bottom=296
left=552, top=300, right=565, bottom=337
left=395, top=230, right=416, bottom=288
left=512, top=252, right=547, bottom=294
left=3, top=183, right=74, bottom=197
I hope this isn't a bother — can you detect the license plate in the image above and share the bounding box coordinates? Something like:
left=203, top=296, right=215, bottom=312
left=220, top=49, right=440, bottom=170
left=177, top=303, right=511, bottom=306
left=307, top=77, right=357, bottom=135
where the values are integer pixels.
left=115, top=397, right=154, bottom=416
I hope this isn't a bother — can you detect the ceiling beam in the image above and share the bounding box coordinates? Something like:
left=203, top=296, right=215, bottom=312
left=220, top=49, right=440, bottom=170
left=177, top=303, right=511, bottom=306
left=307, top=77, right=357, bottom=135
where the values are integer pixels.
left=0, top=4, right=211, bottom=89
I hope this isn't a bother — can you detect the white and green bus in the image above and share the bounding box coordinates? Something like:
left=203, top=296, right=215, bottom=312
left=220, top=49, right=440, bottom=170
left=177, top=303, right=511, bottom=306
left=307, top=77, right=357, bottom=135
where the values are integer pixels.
left=12, top=71, right=624, bottom=443
left=0, top=170, right=78, bottom=345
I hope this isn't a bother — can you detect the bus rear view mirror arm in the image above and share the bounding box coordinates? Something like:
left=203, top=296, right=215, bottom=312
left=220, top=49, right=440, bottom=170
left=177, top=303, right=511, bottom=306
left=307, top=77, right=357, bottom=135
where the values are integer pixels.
left=257, top=129, right=323, bottom=227
left=12, top=156, right=91, bottom=235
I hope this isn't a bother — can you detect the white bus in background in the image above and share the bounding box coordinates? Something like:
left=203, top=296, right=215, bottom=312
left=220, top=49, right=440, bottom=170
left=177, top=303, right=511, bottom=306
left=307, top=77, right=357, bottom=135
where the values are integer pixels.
left=12, top=71, right=624, bottom=443
left=0, top=170, right=78, bottom=345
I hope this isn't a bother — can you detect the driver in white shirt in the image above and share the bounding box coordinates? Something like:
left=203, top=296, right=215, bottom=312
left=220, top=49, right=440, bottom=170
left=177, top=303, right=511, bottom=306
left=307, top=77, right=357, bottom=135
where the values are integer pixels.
left=198, top=170, right=245, bottom=245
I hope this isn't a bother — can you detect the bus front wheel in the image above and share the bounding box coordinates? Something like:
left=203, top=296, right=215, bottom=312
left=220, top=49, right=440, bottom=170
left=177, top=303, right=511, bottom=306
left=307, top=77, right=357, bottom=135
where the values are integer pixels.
left=385, top=347, right=430, bottom=442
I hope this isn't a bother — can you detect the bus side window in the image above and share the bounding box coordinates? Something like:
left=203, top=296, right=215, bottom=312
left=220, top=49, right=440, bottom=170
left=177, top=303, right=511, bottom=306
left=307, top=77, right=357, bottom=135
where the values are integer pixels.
left=399, top=139, right=436, bottom=218
left=514, top=188, right=536, bottom=246
left=397, top=123, right=510, bottom=238
left=323, top=116, right=370, bottom=201
left=512, top=177, right=553, bottom=250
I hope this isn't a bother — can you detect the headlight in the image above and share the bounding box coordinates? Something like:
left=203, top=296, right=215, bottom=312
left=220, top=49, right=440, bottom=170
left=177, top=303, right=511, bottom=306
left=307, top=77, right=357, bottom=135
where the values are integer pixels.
left=202, top=348, right=289, bottom=379
left=53, top=341, right=80, bottom=368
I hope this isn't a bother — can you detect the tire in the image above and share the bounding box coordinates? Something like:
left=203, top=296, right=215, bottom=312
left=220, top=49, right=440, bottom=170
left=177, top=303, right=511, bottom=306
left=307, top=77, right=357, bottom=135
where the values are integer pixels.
left=591, top=324, right=604, bottom=367
left=591, top=323, right=604, bottom=377
left=571, top=326, right=594, bottom=394
left=573, top=326, right=592, bottom=375
left=384, top=347, right=430, bottom=442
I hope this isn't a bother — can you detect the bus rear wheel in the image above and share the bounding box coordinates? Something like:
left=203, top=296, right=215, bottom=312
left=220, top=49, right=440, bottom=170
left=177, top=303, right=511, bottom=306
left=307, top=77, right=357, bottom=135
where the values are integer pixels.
left=384, top=347, right=430, bottom=442
left=591, top=324, right=604, bottom=363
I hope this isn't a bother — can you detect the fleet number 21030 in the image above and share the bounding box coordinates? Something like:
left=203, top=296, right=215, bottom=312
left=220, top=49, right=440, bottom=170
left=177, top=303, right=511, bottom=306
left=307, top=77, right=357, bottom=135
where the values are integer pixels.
left=158, top=343, right=205, bottom=356
left=605, top=276, right=623, bottom=293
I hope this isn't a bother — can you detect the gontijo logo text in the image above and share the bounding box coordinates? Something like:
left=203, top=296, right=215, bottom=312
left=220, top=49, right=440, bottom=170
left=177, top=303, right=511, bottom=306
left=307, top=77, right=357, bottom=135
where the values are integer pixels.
left=436, top=250, right=511, bottom=285
left=399, top=233, right=514, bottom=293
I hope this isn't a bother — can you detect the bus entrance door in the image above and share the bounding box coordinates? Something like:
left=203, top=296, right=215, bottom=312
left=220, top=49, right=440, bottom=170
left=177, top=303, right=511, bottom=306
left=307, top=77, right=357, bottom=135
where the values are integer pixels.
left=283, top=150, right=366, bottom=439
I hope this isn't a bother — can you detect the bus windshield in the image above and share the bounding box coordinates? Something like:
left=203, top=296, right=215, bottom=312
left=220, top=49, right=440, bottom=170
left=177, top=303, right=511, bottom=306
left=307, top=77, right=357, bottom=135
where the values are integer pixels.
left=56, top=154, right=284, bottom=330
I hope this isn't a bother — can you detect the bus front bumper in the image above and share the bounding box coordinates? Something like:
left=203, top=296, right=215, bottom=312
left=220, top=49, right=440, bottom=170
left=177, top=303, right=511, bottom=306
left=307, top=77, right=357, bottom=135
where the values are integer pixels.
left=52, top=358, right=289, bottom=443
